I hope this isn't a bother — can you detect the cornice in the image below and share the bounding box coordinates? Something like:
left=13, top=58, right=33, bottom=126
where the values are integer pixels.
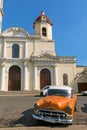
left=0, top=36, right=29, bottom=41
left=33, top=61, right=57, bottom=67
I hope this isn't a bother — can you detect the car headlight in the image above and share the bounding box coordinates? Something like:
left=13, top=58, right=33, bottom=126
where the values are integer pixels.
left=34, top=103, right=40, bottom=114
left=34, top=103, right=39, bottom=108
left=66, top=106, right=72, bottom=113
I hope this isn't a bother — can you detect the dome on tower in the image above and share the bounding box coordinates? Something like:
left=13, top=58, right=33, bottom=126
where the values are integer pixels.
left=33, top=11, right=53, bottom=28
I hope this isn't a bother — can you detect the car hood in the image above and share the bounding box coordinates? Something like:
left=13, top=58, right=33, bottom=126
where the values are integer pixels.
left=39, top=96, right=71, bottom=111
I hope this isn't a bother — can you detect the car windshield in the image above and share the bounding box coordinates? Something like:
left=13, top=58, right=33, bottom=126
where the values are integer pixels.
left=43, top=87, right=49, bottom=90
left=47, top=89, right=71, bottom=97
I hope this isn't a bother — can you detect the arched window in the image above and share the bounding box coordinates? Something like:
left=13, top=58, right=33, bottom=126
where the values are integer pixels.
left=12, top=44, right=19, bottom=58
left=42, top=27, right=47, bottom=36
left=63, top=74, right=68, bottom=85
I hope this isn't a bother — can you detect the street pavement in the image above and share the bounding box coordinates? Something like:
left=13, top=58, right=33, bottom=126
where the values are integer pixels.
left=0, top=125, right=87, bottom=130
left=0, top=92, right=87, bottom=130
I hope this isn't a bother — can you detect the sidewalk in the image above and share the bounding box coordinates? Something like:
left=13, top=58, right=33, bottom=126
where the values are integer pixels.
left=0, top=90, right=40, bottom=96
left=0, top=125, right=87, bottom=130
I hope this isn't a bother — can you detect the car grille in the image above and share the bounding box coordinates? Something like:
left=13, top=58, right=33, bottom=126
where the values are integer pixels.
left=38, top=109, right=67, bottom=119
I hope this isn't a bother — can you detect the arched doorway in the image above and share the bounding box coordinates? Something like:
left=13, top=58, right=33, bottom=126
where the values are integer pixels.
left=40, top=68, right=51, bottom=89
left=8, top=66, right=21, bottom=91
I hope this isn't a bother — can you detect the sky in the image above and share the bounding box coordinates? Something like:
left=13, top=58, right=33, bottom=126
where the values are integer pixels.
left=2, top=0, right=87, bottom=66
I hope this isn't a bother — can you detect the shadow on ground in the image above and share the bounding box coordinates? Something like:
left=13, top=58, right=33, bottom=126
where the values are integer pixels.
left=14, top=108, right=36, bottom=127
left=14, top=108, right=69, bottom=128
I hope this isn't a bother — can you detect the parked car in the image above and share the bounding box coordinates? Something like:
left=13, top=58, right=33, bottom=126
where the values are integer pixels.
left=33, top=86, right=77, bottom=124
left=40, top=85, right=54, bottom=96
left=81, top=91, right=87, bottom=96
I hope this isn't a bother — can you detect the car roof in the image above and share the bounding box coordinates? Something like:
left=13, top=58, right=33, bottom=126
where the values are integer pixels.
left=48, top=86, right=72, bottom=92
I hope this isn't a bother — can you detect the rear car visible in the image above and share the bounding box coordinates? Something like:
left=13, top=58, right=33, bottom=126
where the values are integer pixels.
left=40, top=85, right=55, bottom=96
left=81, top=91, right=87, bottom=96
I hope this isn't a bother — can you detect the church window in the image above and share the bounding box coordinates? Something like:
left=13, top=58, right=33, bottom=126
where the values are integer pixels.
left=63, top=74, right=68, bottom=85
left=42, top=27, right=47, bottom=36
left=12, top=44, right=19, bottom=58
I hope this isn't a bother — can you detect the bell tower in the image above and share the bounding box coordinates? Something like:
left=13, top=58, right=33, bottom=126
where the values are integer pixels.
left=0, top=0, right=4, bottom=33
left=33, top=11, right=53, bottom=40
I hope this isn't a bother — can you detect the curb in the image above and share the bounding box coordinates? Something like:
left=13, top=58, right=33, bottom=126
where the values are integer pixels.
left=0, top=125, right=87, bottom=130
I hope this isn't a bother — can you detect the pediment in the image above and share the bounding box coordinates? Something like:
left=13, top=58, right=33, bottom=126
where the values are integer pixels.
left=35, top=53, right=56, bottom=60
left=2, top=27, right=30, bottom=37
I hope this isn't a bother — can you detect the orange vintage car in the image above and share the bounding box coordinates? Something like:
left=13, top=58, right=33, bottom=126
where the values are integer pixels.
left=33, top=86, right=77, bottom=124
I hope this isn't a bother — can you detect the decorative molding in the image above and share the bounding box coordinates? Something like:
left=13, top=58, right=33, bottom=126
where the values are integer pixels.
left=5, top=58, right=23, bottom=63
left=34, top=61, right=57, bottom=67
left=24, top=62, right=28, bottom=67
left=59, top=56, right=76, bottom=63
left=0, top=57, right=6, bottom=62
left=12, top=27, right=19, bottom=35
left=2, top=27, right=30, bottom=37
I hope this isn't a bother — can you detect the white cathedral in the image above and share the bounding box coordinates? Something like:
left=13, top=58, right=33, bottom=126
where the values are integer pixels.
left=0, top=0, right=87, bottom=93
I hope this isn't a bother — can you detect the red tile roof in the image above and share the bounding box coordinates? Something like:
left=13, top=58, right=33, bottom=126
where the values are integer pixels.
left=33, top=11, right=53, bottom=28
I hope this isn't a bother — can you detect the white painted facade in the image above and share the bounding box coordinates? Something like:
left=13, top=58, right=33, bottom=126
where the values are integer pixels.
left=0, top=0, right=87, bottom=93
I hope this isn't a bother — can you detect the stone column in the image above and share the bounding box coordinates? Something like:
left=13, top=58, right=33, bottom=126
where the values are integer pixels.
left=1, top=63, right=5, bottom=90
left=3, top=41, right=6, bottom=58
left=23, top=62, right=28, bottom=90
left=54, top=65, right=58, bottom=85
left=34, top=65, right=38, bottom=90
left=24, top=42, right=27, bottom=58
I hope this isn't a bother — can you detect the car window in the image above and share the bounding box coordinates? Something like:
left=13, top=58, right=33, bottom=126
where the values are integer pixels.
left=47, top=89, right=71, bottom=97
left=44, top=87, right=49, bottom=90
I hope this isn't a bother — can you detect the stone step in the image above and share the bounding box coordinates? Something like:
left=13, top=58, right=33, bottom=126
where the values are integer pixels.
left=0, top=90, right=40, bottom=96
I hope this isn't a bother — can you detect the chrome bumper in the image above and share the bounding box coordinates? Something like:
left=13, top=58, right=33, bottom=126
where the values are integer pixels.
left=33, top=113, right=73, bottom=124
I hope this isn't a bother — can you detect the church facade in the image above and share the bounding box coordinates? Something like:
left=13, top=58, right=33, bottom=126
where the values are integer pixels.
left=0, top=0, right=87, bottom=93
